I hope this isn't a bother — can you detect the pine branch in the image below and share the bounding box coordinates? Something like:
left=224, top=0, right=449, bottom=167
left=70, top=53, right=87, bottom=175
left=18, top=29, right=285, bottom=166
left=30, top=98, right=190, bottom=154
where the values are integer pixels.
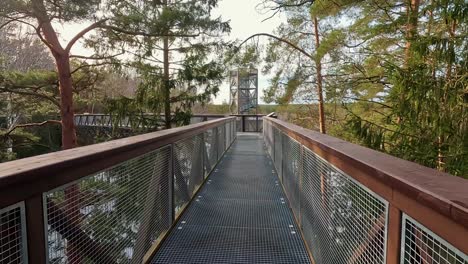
left=4, top=120, right=61, bottom=137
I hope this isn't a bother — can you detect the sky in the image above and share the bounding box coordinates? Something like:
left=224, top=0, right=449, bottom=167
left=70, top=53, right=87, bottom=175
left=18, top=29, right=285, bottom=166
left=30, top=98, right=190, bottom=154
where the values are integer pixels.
left=213, top=0, right=283, bottom=104
left=54, top=0, right=284, bottom=105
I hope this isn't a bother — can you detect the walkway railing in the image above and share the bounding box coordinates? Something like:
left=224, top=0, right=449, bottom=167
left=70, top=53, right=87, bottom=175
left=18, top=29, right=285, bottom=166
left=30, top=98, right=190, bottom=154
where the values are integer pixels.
left=74, top=114, right=264, bottom=132
left=0, top=117, right=236, bottom=264
left=74, top=114, right=227, bottom=128
left=263, top=116, right=468, bottom=264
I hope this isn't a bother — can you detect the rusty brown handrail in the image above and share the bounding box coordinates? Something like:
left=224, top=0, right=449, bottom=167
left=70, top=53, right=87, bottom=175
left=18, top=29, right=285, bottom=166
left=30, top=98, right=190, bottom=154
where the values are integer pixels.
left=263, top=116, right=468, bottom=262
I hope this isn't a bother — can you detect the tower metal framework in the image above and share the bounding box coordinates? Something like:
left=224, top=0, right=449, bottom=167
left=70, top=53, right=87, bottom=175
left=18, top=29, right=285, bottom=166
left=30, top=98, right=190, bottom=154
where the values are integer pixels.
left=229, top=68, right=258, bottom=114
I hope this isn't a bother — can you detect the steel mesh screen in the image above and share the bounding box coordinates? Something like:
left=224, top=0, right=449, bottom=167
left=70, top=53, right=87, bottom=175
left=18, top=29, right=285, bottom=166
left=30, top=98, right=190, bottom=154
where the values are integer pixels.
left=217, top=125, right=225, bottom=160
left=204, top=128, right=217, bottom=177
left=0, top=203, right=27, bottom=264
left=232, top=120, right=236, bottom=140
left=301, top=147, right=388, bottom=264
left=174, top=134, right=204, bottom=215
left=246, top=117, right=256, bottom=132
left=273, top=127, right=283, bottom=180
left=44, top=146, right=171, bottom=264
left=401, top=214, right=468, bottom=264
left=265, top=121, right=274, bottom=157
left=282, top=136, right=302, bottom=219
left=236, top=117, right=241, bottom=132
left=225, top=122, right=230, bottom=151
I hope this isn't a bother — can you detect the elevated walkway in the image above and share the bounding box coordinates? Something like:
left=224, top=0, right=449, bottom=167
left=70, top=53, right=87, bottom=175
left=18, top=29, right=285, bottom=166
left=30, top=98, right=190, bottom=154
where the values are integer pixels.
left=152, top=133, right=311, bottom=263
left=0, top=115, right=466, bottom=264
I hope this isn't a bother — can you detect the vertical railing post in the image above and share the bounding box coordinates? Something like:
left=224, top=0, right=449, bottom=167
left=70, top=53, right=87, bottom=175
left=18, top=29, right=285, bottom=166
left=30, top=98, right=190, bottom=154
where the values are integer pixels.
left=280, top=132, right=284, bottom=182
left=169, top=144, right=175, bottom=223
left=25, top=195, right=47, bottom=264
left=268, top=121, right=276, bottom=163
left=386, top=204, right=402, bottom=264
left=298, top=145, right=304, bottom=228
left=215, top=127, right=219, bottom=161
left=242, top=116, right=246, bottom=132
left=256, top=116, right=259, bottom=132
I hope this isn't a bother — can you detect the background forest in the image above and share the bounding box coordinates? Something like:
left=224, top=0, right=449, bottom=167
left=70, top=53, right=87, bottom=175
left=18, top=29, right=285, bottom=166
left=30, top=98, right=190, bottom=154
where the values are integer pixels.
left=0, top=0, right=466, bottom=177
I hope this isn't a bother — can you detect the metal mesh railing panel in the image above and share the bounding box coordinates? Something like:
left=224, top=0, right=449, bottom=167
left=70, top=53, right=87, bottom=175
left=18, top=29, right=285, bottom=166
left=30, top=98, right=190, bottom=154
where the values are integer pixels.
left=282, top=136, right=302, bottom=219
left=225, top=122, right=230, bottom=151
left=401, top=214, right=468, bottom=264
left=273, top=127, right=283, bottom=180
left=204, top=129, right=217, bottom=177
left=174, top=134, right=204, bottom=215
left=264, top=121, right=274, bottom=157
left=232, top=120, right=236, bottom=140
left=45, top=146, right=172, bottom=264
left=217, top=125, right=225, bottom=160
left=301, top=147, right=388, bottom=264
left=0, top=203, right=27, bottom=264
left=236, top=117, right=242, bottom=132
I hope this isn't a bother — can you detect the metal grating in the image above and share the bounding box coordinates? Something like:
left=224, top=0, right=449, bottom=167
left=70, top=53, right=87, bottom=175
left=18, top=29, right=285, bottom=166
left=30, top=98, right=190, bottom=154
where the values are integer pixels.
left=401, top=214, right=468, bottom=264
left=152, top=134, right=311, bottom=264
left=282, top=136, right=302, bottom=221
left=301, top=147, right=388, bottom=264
left=174, top=134, right=204, bottom=215
left=44, top=146, right=171, bottom=264
left=0, top=203, right=27, bottom=264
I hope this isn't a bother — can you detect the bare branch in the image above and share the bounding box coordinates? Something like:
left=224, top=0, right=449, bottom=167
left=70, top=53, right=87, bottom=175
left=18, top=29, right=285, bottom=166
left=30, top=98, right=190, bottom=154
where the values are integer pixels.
left=0, top=87, right=60, bottom=107
left=4, top=120, right=61, bottom=137
left=69, top=51, right=124, bottom=60
left=65, top=19, right=109, bottom=53
left=102, top=25, right=202, bottom=38
left=238, top=33, right=313, bottom=60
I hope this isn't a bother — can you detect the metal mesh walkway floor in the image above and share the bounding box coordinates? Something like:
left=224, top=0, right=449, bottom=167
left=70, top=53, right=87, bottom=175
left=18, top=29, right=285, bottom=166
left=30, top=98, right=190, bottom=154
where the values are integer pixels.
left=151, top=133, right=312, bottom=264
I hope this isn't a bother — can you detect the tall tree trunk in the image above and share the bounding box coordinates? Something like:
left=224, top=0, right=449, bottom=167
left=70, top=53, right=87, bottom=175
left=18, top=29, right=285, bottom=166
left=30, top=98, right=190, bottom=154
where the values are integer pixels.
left=31, top=0, right=78, bottom=149
left=163, top=0, right=171, bottom=129
left=398, top=0, right=420, bottom=124
left=313, top=17, right=326, bottom=134
left=56, top=55, right=78, bottom=149
left=31, top=1, right=80, bottom=262
left=404, top=0, right=420, bottom=66
left=438, top=20, right=457, bottom=172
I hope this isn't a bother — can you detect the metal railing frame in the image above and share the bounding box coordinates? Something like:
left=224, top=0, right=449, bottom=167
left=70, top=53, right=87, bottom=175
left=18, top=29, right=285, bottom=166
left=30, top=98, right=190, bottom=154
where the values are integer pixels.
left=263, top=116, right=467, bottom=264
left=0, top=117, right=237, bottom=264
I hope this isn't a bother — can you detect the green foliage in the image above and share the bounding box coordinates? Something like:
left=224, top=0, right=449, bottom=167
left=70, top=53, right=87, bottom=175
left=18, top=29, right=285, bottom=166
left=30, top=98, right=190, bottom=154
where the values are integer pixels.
left=104, top=0, right=229, bottom=129
left=260, top=0, right=467, bottom=176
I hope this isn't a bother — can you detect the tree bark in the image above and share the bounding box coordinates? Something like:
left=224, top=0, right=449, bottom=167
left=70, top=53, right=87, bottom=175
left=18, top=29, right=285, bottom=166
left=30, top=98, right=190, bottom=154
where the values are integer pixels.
left=31, top=0, right=80, bottom=262
left=313, top=17, right=326, bottom=134
left=398, top=0, right=420, bottom=124
left=56, top=55, right=78, bottom=149
left=31, top=0, right=78, bottom=149
left=438, top=20, right=457, bottom=172
left=404, top=0, right=420, bottom=66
